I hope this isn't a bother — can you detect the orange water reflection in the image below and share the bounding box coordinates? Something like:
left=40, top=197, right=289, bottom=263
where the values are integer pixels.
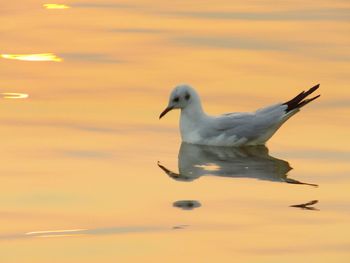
left=43, top=4, right=70, bottom=9
left=0, top=0, right=349, bottom=262
left=26, top=229, right=87, bottom=238
left=1, top=93, right=29, bottom=99
left=1, top=53, right=62, bottom=62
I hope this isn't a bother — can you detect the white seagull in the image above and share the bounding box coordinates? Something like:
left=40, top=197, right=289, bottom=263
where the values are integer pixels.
left=159, top=84, right=320, bottom=146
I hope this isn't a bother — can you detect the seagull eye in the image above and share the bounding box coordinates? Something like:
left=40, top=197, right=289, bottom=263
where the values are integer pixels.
left=185, top=93, right=191, bottom=100
left=173, top=97, right=179, bottom=103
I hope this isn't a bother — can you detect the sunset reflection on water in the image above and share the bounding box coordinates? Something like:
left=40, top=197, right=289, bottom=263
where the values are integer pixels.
left=43, top=4, right=70, bottom=9
left=1, top=53, right=62, bottom=62
left=1, top=93, right=29, bottom=99
left=0, top=0, right=349, bottom=262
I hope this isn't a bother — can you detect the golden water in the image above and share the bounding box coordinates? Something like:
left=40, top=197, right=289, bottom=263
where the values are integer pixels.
left=0, top=0, right=349, bottom=262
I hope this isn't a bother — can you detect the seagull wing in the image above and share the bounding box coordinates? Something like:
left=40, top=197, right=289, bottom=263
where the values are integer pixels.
left=202, top=84, right=321, bottom=145
left=210, top=103, right=287, bottom=141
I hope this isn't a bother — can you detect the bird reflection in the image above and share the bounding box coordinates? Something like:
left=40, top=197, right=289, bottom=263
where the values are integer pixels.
left=158, top=143, right=317, bottom=186
left=290, top=200, right=319, bottom=211
left=173, top=200, right=201, bottom=210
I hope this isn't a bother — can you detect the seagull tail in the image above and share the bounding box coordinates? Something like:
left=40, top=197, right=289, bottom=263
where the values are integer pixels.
left=283, top=84, right=321, bottom=113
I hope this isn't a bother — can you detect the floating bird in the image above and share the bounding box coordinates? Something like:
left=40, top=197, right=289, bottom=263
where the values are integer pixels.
left=159, top=84, right=320, bottom=146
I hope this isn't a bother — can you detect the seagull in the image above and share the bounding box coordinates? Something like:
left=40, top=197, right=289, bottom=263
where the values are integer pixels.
left=159, top=84, right=320, bottom=146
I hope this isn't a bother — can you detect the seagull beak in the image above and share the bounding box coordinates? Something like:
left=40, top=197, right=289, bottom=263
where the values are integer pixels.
left=159, top=106, right=174, bottom=119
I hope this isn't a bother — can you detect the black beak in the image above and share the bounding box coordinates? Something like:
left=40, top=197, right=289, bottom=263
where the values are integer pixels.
left=159, top=106, right=174, bottom=119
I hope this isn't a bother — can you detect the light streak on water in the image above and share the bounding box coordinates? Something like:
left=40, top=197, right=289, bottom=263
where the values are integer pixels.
left=1, top=53, right=62, bottom=62
left=43, top=4, right=70, bottom=9
left=1, top=93, right=29, bottom=99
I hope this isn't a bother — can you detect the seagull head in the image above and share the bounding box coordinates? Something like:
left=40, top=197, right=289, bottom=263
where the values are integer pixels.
left=159, top=84, right=199, bottom=119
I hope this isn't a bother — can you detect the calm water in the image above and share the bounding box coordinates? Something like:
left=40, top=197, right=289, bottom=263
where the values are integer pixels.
left=1, top=1, right=350, bottom=262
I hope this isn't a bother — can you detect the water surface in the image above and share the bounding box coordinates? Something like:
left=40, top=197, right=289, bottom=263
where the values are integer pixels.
left=1, top=0, right=349, bottom=262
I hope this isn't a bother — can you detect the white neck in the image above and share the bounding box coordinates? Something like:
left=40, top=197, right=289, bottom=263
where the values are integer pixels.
left=179, top=100, right=207, bottom=143
left=182, top=100, right=205, bottom=118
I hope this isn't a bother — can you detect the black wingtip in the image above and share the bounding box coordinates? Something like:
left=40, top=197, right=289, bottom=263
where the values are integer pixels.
left=310, top=83, right=320, bottom=90
left=283, top=84, right=321, bottom=112
left=298, top=94, right=321, bottom=108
